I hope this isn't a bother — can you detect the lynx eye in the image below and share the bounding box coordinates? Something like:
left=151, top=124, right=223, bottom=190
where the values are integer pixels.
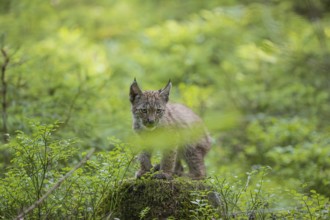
left=139, top=109, right=147, bottom=113
left=156, top=109, right=163, bottom=114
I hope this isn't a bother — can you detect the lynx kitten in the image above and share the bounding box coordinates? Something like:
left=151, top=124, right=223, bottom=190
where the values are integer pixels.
left=129, top=79, right=211, bottom=180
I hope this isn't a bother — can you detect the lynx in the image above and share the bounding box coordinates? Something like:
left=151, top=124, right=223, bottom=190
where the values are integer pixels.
left=129, top=79, right=211, bottom=180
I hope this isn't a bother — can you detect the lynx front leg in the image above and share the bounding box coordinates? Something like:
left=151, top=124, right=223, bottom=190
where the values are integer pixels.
left=153, top=159, right=183, bottom=176
left=174, top=159, right=184, bottom=176
left=135, top=151, right=153, bottom=178
left=153, top=149, right=177, bottom=180
left=184, top=146, right=207, bottom=180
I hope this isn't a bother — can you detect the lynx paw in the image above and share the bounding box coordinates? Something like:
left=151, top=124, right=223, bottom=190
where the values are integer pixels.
left=135, top=170, right=150, bottom=179
left=152, top=172, right=173, bottom=180
left=136, top=165, right=161, bottom=179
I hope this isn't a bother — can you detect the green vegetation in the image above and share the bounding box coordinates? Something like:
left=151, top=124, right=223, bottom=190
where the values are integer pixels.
left=99, top=178, right=209, bottom=219
left=0, top=0, right=329, bottom=219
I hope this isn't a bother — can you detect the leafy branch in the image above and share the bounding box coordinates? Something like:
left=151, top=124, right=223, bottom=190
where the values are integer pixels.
left=15, top=148, right=95, bottom=220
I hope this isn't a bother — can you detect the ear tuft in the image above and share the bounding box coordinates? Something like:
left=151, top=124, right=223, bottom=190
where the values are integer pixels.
left=130, top=79, right=142, bottom=103
left=159, top=80, right=172, bottom=102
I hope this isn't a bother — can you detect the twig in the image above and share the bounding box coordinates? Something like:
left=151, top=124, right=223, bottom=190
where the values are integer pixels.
left=1, top=47, right=10, bottom=143
left=15, top=148, right=95, bottom=220
left=63, top=85, right=82, bottom=126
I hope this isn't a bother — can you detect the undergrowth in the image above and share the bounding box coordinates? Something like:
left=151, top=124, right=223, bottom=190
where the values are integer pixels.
left=0, top=123, right=328, bottom=219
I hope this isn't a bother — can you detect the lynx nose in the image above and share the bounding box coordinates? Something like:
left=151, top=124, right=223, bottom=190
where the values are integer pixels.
left=147, top=119, right=155, bottom=124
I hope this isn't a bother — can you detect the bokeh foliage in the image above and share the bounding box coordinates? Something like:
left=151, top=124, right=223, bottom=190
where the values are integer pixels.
left=0, top=0, right=329, bottom=218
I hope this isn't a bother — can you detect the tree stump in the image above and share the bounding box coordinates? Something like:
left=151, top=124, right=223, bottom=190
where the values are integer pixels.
left=98, top=178, right=218, bottom=219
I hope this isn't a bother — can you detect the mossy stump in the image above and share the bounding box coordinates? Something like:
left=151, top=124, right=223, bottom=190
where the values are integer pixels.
left=99, top=178, right=216, bottom=219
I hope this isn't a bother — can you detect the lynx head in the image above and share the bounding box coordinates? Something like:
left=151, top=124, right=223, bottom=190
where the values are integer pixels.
left=130, top=79, right=171, bottom=131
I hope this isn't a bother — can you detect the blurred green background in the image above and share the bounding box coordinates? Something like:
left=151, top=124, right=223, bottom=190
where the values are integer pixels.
left=0, top=0, right=329, bottom=205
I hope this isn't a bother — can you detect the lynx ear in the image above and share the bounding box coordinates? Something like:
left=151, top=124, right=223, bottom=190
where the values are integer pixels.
left=130, top=78, right=142, bottom=103
left=159, top=80, right=172, bottom=102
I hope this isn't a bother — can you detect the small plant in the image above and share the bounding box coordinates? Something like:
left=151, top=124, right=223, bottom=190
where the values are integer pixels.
left=189, top=190, right=219, bottom=220
left=0, top=121, right=78, bottom=219
left=285, top=189, right=330, bottom=219
left=208, top=166, right=275, bottom=219
left=139, top=206, right=151, bottom=219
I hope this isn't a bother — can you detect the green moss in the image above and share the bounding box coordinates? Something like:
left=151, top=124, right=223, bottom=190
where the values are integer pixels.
left=98, top=178, right=213, bottom=219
